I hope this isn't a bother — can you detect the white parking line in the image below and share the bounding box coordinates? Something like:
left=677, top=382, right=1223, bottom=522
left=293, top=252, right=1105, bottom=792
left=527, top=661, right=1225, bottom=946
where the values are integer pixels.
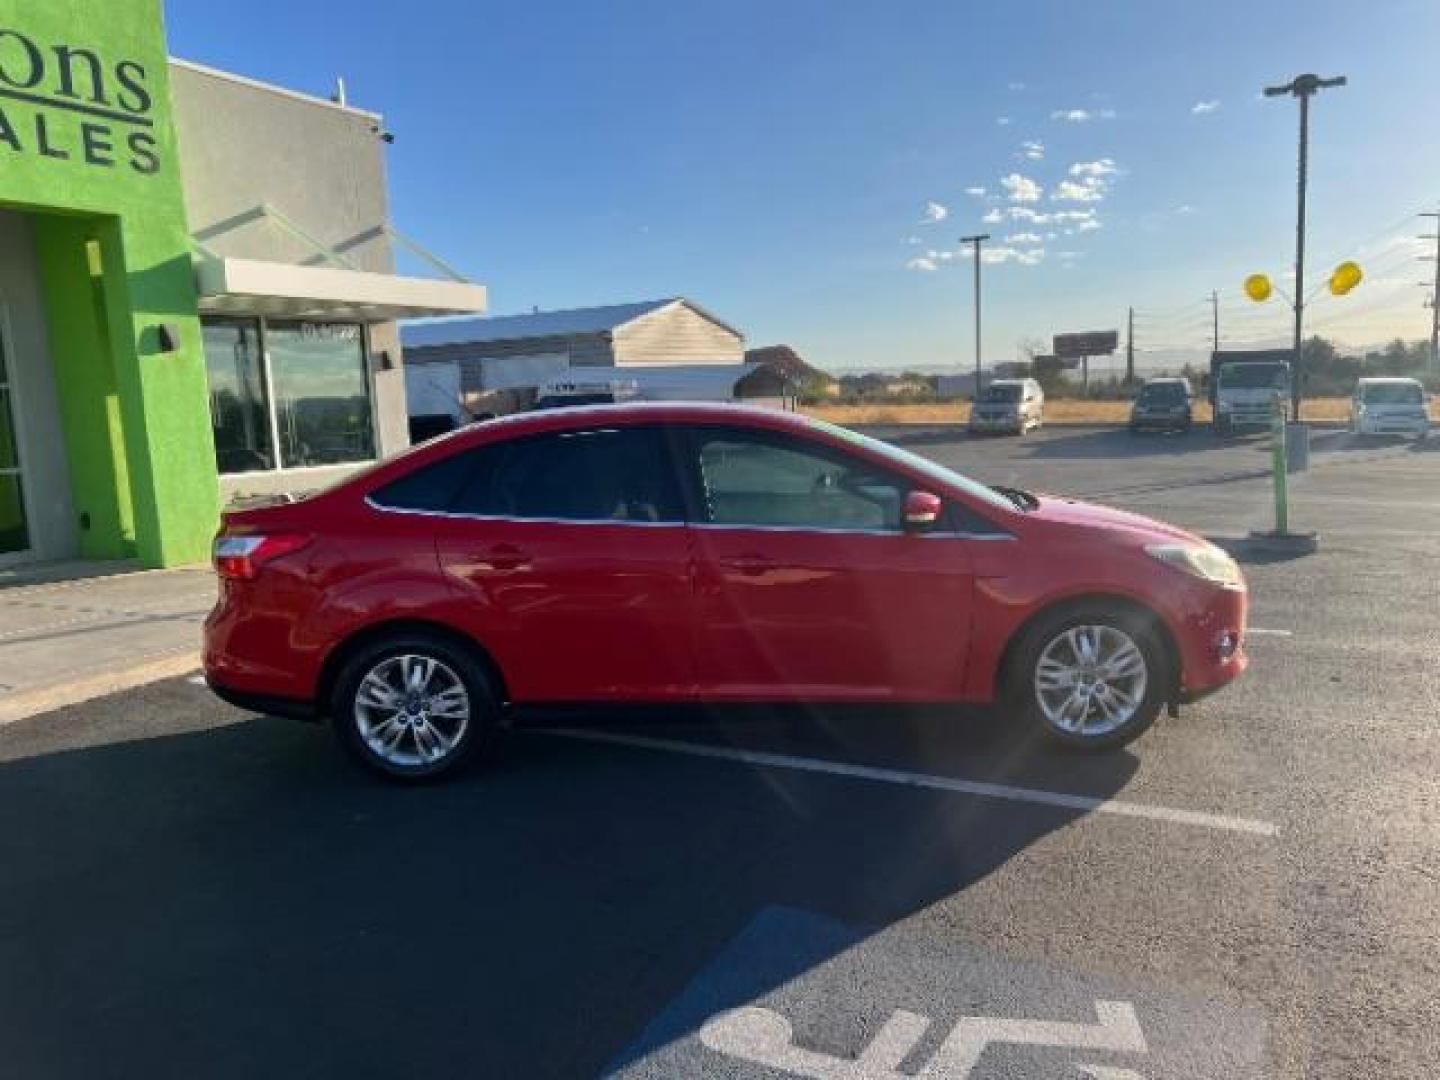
left=1247, top=628, right=1294, bottom=637
left=537, top=729, right=1279, bottom=838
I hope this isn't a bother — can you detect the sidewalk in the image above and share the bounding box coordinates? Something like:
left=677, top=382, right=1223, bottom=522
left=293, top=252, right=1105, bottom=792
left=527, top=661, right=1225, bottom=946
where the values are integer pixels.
left=0, top=560, right=214, bottom=724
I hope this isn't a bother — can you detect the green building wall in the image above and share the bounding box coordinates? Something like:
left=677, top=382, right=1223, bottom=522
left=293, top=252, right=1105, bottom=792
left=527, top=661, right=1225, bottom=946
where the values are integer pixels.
left=0, top=0, right=219, bottom=566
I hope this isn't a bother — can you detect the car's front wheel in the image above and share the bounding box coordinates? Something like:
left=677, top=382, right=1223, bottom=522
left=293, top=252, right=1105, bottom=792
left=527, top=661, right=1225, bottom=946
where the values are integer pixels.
left=1010, top=606, right=1167, bottom=749
left=332, top=633, right=499, bottom=780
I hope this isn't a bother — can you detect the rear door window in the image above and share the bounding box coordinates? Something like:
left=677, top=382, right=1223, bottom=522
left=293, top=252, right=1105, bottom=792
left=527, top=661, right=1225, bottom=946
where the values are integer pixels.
left=455, top=426, right=685, bottom=523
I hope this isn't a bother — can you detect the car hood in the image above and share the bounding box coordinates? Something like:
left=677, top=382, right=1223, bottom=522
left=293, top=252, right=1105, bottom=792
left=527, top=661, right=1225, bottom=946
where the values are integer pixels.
left=1025, top=493, right=1204, bottom=546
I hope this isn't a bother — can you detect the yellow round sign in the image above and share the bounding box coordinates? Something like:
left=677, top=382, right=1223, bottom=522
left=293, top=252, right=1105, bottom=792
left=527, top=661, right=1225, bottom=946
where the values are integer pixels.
left=1244, top=274, right=1273, bottom=302
left=1329, top=260, right=1362, bottom=296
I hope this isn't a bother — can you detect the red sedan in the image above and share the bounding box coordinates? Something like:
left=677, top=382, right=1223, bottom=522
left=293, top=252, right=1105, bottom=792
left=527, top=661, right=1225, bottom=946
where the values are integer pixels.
left=204, top=403, right=1247, bottom=779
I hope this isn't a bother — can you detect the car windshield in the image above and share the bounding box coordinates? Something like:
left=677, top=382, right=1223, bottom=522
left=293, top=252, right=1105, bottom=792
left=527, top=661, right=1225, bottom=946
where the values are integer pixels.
left=1139, top=384, right=1187, bottom=404
left=982, top=385, right=1023, bottom=403
left=804, top=416, right=1016, bottom=512
left=1220, top=364, right=1287, bottom=389
left=1362, top=383, right=1422, bottom=404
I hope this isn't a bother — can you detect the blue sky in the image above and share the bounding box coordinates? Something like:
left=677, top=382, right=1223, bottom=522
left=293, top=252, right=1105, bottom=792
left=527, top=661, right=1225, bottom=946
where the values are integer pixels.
left=166, top=0, right=1440, bottom=372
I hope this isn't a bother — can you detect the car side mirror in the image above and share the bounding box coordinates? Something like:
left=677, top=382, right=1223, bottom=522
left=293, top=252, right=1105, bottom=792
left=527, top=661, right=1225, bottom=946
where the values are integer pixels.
left=903, top=491, right=942, bottom=533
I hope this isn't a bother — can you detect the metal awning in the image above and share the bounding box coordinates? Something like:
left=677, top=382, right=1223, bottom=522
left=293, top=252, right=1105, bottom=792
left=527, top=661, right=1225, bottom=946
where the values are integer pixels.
left=195, top=257, right=488, bottom=322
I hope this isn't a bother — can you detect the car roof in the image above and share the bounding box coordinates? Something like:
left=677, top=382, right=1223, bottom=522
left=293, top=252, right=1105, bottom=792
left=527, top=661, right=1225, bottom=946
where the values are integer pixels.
left=407, top=402, right=826, bottom=460
left=1356, top=377, right=1421, bottom=385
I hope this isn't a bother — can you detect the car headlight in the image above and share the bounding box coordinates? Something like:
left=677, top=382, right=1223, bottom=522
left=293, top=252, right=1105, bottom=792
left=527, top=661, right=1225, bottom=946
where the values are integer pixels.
left=1145, top=543, right=1244, bottom=589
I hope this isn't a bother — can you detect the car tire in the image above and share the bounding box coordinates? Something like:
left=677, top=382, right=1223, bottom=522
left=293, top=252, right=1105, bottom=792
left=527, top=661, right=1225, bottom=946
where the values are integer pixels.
left=331, top=631, right=500, bottom=781
left=1008, top=604, right=1168, bottom=751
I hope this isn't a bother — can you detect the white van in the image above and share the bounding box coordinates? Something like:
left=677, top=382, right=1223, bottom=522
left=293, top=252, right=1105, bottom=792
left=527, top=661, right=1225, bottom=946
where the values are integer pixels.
left=1350, top=377, right=1430, bottom=439
left=969, top=378, right=1044, bottom=435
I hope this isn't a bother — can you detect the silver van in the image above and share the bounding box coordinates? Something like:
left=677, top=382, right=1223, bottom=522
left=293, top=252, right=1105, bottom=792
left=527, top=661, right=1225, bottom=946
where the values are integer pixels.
left=969, top=378, right=1044, bottom=435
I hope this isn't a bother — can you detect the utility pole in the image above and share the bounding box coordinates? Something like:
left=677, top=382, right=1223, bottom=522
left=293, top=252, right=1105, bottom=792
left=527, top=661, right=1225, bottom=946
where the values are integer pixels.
left=1125, top=306, right=1135, bottom=384
left=1422, top=211, right=1440, bottom=374
left=1209, top=290, right=1220, bottom=354
left=960, top=233, right=990, bottom=401
left=1264, top=72, right=1346, bottom=419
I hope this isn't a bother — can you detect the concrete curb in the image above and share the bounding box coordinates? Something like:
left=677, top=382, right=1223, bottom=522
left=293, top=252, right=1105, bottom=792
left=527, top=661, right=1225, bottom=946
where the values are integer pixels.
left=0, top=650, right=202, bottom=727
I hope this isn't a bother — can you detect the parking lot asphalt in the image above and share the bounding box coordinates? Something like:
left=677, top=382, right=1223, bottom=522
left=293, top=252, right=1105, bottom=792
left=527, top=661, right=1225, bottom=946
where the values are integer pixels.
left=1, top=425, right=1436, bottom=1078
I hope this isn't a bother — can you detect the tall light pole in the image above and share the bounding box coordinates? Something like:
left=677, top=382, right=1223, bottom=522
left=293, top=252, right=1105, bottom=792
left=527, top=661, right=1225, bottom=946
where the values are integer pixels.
left=1209, top=289, right=1220, bottom=354
left=1264, top=72, right=1346, bottom=419
left=960, top=233, right=989, bottom=400
left=1421, top=211, right=1440, bottom=374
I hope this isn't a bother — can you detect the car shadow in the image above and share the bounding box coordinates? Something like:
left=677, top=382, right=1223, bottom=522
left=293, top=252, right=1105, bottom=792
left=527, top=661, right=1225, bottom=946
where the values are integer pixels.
left=0, top=698, right=1138, bottom=1079
left=1307, top=430, right=1415, bottom=455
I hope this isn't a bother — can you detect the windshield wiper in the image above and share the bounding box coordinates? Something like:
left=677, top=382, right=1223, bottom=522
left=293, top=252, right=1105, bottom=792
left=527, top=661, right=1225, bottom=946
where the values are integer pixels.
left=991, top=485, right=1038, bottom=512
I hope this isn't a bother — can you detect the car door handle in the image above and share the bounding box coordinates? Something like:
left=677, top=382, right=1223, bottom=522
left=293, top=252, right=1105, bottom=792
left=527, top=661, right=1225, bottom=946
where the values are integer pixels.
left=477, top=543, right=531, bottom=571
left=719, top=553, right=775, bottom=577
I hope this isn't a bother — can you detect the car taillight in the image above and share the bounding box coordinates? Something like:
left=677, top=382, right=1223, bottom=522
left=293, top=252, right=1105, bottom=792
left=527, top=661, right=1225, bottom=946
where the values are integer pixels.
left=213, top=532, right=312, bottom=581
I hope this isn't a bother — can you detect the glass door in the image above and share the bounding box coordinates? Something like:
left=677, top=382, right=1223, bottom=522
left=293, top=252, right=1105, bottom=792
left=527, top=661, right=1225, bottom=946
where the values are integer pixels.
left=0, top=307, right=31, bottom=557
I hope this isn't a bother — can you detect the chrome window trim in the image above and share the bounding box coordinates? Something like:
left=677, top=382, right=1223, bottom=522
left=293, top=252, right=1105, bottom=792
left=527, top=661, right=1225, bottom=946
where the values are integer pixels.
left=690, top=521, right=1013, bottom=540
left=364, top=496, right=1014, bottom=539
left=363, top=496, right=686, bottom=529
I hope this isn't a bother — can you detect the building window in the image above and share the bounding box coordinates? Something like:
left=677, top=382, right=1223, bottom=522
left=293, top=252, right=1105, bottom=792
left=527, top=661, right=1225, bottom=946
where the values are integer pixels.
left=203, top=319, right=275, bottom=474
left=202, top=318, right=376, bottom=475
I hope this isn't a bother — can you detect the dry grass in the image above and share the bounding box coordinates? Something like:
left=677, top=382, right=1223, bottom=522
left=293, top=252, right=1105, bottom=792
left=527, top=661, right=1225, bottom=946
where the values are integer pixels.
left=804, top=397, right=1364, bottom=425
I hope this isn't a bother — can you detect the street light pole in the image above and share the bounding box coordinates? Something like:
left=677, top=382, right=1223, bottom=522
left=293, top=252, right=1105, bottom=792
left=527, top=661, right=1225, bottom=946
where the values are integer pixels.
left=960, top=233, right=989, bottom=401
left=1264, top=73, right=1346, bottom=420
left=1421, top=211, right=1440, bottom=374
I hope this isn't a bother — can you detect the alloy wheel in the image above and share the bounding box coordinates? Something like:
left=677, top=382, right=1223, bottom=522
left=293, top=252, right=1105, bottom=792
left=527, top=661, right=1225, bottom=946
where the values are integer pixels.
left=1033, top=624, right=1149, bottom=737
left=353, top=654, right=472, bottom=768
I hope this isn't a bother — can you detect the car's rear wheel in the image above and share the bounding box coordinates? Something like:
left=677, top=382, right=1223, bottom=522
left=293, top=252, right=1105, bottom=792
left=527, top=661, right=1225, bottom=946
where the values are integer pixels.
left=1010, top=605, right=1166, bottom=750
left=332, top=632, right=499, bottom=780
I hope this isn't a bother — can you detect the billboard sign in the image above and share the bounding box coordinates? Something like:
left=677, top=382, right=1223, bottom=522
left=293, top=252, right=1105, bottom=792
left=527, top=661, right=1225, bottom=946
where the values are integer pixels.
left=1054, top=331, right=1119, bottom=358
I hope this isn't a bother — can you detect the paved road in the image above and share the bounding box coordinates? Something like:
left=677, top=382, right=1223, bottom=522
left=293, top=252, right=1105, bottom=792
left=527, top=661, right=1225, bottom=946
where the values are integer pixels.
left=1, top=427, right=1435, bottom=1078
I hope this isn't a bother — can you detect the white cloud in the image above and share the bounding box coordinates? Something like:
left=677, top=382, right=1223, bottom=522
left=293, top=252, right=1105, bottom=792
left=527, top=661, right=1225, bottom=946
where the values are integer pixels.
left=983, top=246, right=1046, bottom=266
left=1191, top=100, right=1220, bottom=115
left=1006, top=231, right=1043, bottom=244
left=1051, top=108, right=1115, bottom=122
left=1007, top=80, right=1027, bottom=91
left=1174, top=204, right=1196, bottom=215
left=1000, top=206, right=1100, bottom=227
left=1076, top=218, right=1102, bottom=232
left=906, top=256, right=938, bottom=272
left=996, top=116, right=1012, bottom=126
left=922, top=200, right=949, bottom=223
left=1051, top=160, right=1118, bottom=203
left=981, top=208, right=1003, bottom=224
left=904, top=235, right=924, bottom=245
left=1052, top=179, right=1105, bottom=202
left=964, top=185, right=987, bottom=197
left=1019, top=140, right=1045, bottom=161
left=1000, top=172, right=1043, bottom=202
left=1069, top=158, right=1118, bottom=178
